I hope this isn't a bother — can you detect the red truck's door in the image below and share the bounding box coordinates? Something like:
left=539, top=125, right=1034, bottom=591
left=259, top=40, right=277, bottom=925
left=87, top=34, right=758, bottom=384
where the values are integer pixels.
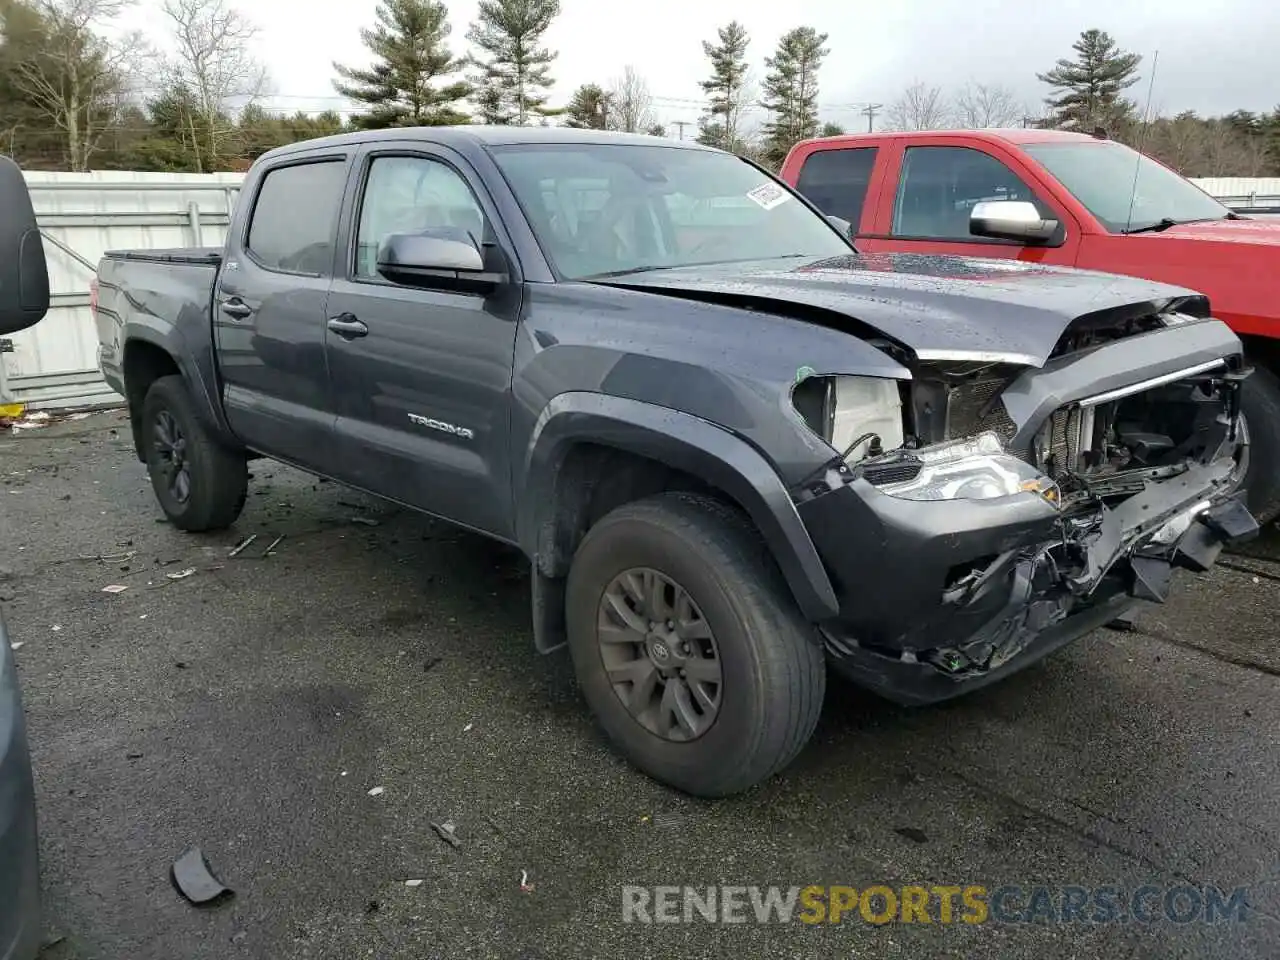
left=783, top=141, right=892, bottom=238
left=845, top=136, right=1082, bottom=266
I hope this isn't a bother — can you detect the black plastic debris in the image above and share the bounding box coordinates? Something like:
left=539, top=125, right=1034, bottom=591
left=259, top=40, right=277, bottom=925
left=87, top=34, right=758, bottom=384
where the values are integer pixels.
left=894, top=826, right=929, bottom=844
left=171, top=847, right=233, bottom=905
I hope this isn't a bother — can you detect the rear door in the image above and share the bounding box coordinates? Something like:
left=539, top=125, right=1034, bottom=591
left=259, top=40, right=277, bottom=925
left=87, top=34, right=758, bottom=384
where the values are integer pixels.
left=322, top=141, right=523, bottom=540
left=857, top=139, right=1079, bottom=264
left=215, top=152, right=351, bottom=471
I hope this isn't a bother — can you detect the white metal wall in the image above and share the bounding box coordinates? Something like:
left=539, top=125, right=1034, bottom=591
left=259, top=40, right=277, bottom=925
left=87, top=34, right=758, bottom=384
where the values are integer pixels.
left=1190, top=177, right=1280, bottom=208
left=0, top=170, right=244, bottom=411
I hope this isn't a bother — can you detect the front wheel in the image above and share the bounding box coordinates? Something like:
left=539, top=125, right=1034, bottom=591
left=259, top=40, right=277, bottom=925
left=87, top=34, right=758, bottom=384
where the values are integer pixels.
left=564, top=492, right=826, bottom=797
left=1233, top=364, right=1280, bottom=526
left=141, top=375, right=248, bottom=532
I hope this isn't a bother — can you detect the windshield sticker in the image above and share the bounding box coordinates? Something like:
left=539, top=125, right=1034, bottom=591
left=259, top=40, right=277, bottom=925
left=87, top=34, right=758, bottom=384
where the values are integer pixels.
left=746, top=183, right=790, bottom=211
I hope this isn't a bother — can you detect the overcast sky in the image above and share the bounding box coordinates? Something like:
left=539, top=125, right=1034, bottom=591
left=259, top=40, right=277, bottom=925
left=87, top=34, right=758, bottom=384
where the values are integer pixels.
left=129, top=0, right=1279, bottom=132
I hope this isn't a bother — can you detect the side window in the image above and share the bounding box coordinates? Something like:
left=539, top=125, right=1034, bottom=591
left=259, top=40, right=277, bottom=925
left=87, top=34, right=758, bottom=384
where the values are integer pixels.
left=891, top=146, right=1046, bottom=240
left=246, top=160, right=347, bottom=274
left=794, top=147, right=879, bottom=228
left=355, top=155, right=488, bottom=278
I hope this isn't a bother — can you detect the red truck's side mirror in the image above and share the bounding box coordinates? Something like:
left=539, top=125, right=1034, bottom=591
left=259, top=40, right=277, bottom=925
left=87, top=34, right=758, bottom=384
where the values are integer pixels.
left=0, top=155, right=50, bottom=336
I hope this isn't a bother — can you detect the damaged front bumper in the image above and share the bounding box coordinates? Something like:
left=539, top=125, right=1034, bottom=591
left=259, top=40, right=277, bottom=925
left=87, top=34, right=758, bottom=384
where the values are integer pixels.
left=796, top=444, right=1258, bottom=708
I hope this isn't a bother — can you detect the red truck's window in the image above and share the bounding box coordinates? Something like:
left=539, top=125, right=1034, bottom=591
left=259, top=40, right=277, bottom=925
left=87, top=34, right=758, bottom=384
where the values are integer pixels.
left=891, top=146, right=1045, bottom=240
left=246, top=160, right=347, bottom=275
left=794, top=147, right=878, bottom=229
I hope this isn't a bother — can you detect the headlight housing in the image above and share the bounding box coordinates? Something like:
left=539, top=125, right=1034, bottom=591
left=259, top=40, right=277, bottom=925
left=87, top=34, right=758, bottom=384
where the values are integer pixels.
left=874, top=432, right=1061, bottom=505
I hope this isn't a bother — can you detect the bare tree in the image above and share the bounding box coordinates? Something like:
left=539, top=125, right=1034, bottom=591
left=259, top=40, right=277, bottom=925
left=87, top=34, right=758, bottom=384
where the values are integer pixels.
left=10, top=0, right=148, bottom=171
left=606, top=65, right=654, bottom=133
left=162, top=0, right=268, bottom=171
left=954, top=82, right=1023, bottom=128
left=885, top=81, right=952, bottom=131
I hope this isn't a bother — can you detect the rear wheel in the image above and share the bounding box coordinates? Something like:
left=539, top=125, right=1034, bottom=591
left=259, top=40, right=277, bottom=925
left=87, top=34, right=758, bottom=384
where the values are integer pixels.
left=564, top=492, right=826, bottom=797
left=141, top=375, right=248, bottom=532
left=1233, top=364, right=1280, bottom=526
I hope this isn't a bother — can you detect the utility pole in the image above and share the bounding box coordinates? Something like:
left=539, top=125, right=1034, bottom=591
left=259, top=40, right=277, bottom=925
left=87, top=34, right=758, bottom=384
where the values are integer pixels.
left=861, top=103, right=882, bottom=132
left=672, top=120, right=690, bottom=140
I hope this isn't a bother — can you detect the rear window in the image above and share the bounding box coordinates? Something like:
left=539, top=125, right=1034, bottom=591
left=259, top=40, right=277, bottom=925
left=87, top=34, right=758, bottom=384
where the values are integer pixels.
left=795, top=147, right=878, bottom=229
left=246, top=160, right=347, bottom=274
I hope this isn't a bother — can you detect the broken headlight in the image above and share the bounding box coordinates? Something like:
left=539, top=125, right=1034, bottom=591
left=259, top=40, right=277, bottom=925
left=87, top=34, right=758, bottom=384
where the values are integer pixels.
left=876, top=432, right=1061, bottom=504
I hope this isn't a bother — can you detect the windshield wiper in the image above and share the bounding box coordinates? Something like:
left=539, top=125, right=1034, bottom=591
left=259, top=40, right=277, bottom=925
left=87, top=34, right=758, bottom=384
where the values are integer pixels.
left=1122, top=217, right=1179, bottom=235
left=1122, top=215, right=1228, bottom=235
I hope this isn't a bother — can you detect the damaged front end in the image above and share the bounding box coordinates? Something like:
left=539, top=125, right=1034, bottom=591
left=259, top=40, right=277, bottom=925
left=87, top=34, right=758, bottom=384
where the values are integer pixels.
left=790, top=314, right=1259, bottom=705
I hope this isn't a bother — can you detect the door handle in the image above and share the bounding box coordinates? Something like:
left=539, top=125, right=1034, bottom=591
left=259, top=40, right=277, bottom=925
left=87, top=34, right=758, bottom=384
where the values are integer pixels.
left=327, top=314, right=369, bottom=339
left=220, top=299, right=253, bottom=320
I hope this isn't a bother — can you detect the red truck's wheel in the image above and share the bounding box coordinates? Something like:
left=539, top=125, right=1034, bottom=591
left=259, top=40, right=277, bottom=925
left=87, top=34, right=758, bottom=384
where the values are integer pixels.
left=1235, top=365, right=1280, bottom=526
left=141, top=376, right=248, bottom=532
left=564, top=492, right=826, bottom=797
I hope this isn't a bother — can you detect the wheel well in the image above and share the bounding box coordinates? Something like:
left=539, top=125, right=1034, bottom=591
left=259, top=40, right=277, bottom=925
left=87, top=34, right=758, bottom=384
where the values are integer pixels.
left=122, top=341, right=180, bottom=461
left=1239, top=334, right=1280, bottom=376
left=536, top=442, right=729, bottom=578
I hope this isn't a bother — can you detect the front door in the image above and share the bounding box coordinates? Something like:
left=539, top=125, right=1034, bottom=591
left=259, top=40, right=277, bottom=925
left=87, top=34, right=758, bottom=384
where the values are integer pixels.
left=323, top=145, right=522, bottom=540
left=859, top=143, right=1078, bottom=265
left=215, top=156, right=350, bottom=471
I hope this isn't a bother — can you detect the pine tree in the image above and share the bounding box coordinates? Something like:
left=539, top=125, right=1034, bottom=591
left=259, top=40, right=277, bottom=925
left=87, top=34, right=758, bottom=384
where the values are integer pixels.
left=696, top=20, right=750, bottom=151
left=759, top=26, right=829, bottom=166
left=1038, top=28, right=1142, bottom=131
left=333, top=0, right=471, bottom=129
left=563, top=83, right=608, bottom=129
left=466, top=0, right=560, bottom=126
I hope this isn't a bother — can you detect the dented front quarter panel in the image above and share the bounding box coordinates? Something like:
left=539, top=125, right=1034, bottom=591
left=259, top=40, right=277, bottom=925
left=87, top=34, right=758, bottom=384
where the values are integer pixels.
left=508, top=280, right=911, bottom=494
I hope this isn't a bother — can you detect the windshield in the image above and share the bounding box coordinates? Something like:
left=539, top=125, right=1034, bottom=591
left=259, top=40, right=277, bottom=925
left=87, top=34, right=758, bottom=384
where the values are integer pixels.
left=1023, top=140, right=1230, bottom=233
left=489, top=142, right=852, bottom=279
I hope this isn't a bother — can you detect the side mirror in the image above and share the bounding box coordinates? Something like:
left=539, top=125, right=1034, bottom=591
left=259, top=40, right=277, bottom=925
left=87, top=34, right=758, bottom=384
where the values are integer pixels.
left=825, top=214, right=853, bottom=239
left=0, top=156, right=50, bottom=336
left=969, top=200, right=1059, bottom=244
left=376, top=228, right=503, bottom=293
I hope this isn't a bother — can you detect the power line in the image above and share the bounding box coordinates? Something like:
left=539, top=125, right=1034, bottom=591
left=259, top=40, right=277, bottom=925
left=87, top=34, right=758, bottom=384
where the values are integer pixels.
left=860, top=103, right=883, bottom=132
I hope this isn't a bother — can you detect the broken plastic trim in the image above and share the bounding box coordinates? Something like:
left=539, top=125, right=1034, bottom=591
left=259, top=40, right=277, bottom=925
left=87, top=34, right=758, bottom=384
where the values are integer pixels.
left=171, top=847, right=233, bottom=906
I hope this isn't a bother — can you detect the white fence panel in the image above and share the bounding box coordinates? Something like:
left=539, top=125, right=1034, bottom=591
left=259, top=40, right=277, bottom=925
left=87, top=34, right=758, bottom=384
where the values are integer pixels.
left=1, top=170, right=244, bottom=411
left=1190, top=177, right=1280, bottom=209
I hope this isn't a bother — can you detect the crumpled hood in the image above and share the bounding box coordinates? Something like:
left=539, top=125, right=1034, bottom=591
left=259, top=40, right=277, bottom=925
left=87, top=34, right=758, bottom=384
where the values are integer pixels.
left=594, top=252, right=1207, bottom=368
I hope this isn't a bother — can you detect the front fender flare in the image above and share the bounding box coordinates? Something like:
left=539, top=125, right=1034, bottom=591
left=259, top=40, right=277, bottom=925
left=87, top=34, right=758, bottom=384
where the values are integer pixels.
left=517, top=392, right=839, bottom=622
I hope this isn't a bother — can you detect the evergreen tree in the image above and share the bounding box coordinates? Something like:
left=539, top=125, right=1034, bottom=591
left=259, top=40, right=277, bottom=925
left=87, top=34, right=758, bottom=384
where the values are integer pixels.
left=820, top=121, right=845, bottom=137
left=333, top=0, right=471, bottom=130
left=759, top=26, right=829, bottom=166
left=563, top=82, right=607, bottom=129
left=466, top=0, right=560, bottom=126
left=696, top=20, right=750, bottom=151
left=1038, top=28, right=1142, bottom=130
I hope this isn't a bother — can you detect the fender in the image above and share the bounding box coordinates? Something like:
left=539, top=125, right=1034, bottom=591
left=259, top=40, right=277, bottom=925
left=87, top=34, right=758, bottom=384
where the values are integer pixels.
left=119, top=310, right=239, bottom=449
left=517, top=391, right=840, bottom=622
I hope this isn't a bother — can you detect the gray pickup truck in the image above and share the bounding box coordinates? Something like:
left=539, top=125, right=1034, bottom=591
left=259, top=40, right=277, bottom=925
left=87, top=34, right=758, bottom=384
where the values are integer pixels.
left=94, top=127, right=1257, bottom=797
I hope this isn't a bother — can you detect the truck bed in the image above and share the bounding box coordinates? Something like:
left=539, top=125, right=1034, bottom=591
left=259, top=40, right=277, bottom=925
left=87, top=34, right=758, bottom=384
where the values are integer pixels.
left=94, top=248, right=222, bottom=405
left=101, top=247, right=223, bottom=266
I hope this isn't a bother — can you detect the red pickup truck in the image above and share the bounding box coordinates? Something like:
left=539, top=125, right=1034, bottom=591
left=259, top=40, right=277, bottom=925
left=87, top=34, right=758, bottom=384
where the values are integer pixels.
left=779, top=128, right=1280, bottom=522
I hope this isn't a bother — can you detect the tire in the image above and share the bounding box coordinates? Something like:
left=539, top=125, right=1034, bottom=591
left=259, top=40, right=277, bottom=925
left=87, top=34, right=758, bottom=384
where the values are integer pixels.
left=564, top=492, right=826, bottom=797
left=1235, top=364, right=1280, bottom=526
left=140, top=375, right=248, bottom=532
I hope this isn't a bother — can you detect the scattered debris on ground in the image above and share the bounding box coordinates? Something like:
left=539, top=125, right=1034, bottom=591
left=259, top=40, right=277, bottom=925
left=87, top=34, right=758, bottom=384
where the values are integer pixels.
left=429, top=820, right=460, bottom=848
left=367, top=786, right=384, bottom=797
left=170, top=847, right=233, bottom=906
left=166, top=568, right=196, bottom=581
left=228, top=535, right=258, bottom=558
left=101, top=584, right=128, bottom=594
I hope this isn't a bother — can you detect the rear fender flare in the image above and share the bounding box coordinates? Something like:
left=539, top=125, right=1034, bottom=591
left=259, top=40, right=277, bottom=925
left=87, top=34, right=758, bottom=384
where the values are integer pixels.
left=123, top=320, right=237, bottom=445
left=517, top=392, right=839, bottom=622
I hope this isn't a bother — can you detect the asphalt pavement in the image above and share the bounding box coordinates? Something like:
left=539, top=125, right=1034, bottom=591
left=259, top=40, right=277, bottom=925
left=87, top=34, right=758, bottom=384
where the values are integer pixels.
left=2, top=410, right=1279, bottom=959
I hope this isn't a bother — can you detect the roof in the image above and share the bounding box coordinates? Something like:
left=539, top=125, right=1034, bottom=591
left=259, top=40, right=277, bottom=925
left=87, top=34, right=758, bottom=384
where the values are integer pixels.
left=261, top=124, right=718, bottom=162
left=793, top=128, right=1106, bottom=151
